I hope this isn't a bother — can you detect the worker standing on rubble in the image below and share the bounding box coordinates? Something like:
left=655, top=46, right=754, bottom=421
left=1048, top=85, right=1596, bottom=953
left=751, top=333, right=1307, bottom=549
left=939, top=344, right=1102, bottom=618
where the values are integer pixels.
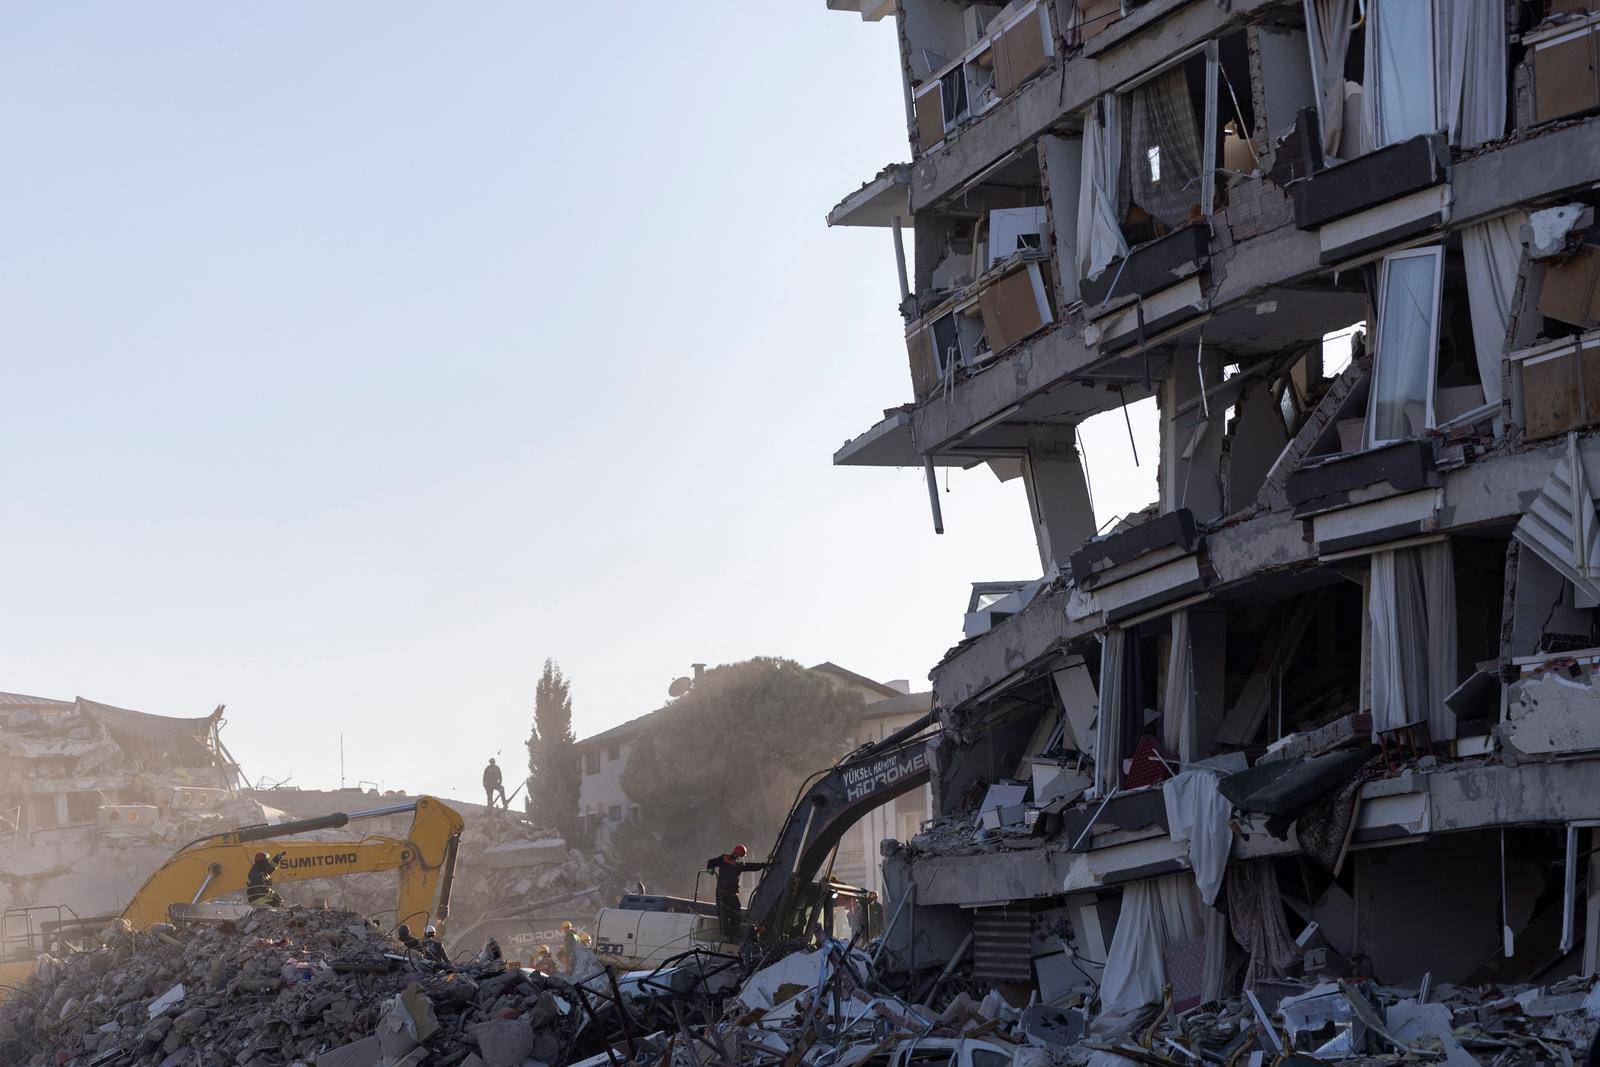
left=706, top=844, right=766, bottom=939
left=482, top=758, right=507, bottom=809
left=245, top=851, right=285, bottom=907
left=421, top=924, right=448, bottom=963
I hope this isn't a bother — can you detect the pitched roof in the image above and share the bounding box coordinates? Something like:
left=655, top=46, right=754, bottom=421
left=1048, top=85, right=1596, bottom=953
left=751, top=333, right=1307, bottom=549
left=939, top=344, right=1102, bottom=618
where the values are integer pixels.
left=861, top=690, right=933, bottom=721
left=573, top=663, right=904, bottom=749
left=806, top=662, right=903, bottom=699
left=574, top=711, right=656, bottom=749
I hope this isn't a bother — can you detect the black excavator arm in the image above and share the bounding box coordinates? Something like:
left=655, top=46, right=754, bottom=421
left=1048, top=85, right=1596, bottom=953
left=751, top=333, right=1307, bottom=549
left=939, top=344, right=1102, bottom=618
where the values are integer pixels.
left=744, top=711, right=939, bottom=936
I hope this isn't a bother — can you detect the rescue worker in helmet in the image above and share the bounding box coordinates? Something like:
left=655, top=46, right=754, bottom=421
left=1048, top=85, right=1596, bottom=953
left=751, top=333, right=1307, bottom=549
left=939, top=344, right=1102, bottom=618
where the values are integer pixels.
left=421, top=924, right=449, bottom=963
left=531, top=944, right=556, bottom=973
left=246, top=851, right=285, bottom=907
left=706, top=844, right=766, bottom=939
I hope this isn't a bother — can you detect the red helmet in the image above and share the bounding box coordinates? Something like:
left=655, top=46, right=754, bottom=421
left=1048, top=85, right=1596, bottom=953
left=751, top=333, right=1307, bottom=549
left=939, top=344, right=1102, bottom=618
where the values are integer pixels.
left=731, top=844, right=747, bottom=858
left=254, top=851, right=267, bottom=861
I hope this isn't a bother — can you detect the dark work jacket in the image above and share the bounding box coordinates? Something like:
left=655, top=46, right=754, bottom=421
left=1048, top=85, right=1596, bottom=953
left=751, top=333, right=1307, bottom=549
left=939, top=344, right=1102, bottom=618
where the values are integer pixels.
left=247, top=856, right=278, bottom=889
left=706, top=855, right=764, bottom=896
left=483, top=764, right=503, bottom=789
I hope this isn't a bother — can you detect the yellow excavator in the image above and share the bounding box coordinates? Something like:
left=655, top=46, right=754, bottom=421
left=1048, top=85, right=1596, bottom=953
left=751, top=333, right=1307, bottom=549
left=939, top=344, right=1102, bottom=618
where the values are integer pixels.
left=1, top=795, right=464, bottom=1002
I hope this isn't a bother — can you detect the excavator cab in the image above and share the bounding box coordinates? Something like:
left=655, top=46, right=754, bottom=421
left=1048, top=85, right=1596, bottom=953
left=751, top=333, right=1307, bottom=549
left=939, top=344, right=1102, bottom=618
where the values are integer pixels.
left=780, top=878, right=881, bottom=945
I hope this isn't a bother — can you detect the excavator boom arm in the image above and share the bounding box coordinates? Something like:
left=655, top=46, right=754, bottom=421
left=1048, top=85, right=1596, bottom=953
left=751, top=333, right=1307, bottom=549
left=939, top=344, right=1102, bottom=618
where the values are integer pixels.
left=745, top=715, right=939, bottom=934
left=118, top=795, right=464, bottom=932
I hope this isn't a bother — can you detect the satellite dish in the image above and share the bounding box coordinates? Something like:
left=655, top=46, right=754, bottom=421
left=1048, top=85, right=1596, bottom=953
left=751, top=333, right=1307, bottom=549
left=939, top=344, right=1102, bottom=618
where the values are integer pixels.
left=668, top=677, right=693, bottom=698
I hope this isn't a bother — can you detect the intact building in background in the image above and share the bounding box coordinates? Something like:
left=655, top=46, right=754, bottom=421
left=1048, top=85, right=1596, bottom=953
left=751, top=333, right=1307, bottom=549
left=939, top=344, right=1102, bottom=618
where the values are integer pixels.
left=573, top=663, right=934, bottom=854
left=827, top=0, right=1600, bottom=1019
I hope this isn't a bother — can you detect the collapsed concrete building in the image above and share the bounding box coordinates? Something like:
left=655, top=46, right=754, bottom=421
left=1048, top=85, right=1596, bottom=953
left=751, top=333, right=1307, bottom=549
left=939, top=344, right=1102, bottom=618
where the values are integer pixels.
left=826, top=0, right=1600, bottom=1042
left=0, top=691, right=248, bottom=939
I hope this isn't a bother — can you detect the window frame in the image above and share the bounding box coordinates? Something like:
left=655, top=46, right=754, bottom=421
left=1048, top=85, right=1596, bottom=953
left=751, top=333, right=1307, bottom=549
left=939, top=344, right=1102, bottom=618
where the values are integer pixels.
left=1365, top=244, right=1445, bottom=449
left=1111, top=40, right=1221, bottom=227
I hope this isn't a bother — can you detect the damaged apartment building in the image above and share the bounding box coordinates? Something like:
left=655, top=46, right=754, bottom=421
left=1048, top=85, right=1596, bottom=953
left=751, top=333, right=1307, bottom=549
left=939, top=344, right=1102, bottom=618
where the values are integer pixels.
left=826, top=0, right=1600, bottom=1040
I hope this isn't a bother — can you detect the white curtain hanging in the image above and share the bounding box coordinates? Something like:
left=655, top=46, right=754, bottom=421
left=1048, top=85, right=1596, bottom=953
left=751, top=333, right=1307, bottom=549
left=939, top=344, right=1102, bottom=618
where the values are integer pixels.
left=1442, top=0, right=1506, bottom=148
left=1461, top=211, right=1528, bottom=407
left=1369, top=550, right=1409, bottom=734
left=1364, top=0, right=1437, bottom=149
left=1162, top=608, right=1196, bottom=761
left=1077, top=96, right=1128, bottom=283
left=1303, top=0, right=1355, bottom=158
left=1091, top=880, right=1165, bottom=1041
left=1418, top=541, right=1458, bottom=741
left=1094, top=627, right=1126, bottom=796
left=1369, top=544, right=1455, bottom=739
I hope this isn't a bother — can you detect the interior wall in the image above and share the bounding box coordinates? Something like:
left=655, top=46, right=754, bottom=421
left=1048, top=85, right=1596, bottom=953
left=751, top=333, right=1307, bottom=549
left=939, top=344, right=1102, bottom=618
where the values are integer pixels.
left=1510, top=550, right=1592, bottom=656
left=1255, top=24, right=1316, bottom=142
left=1040, top=134, right=1085, bottom=304
left=1227, top=381, right=1291, bottom=510
left=1160, top=361, right=1225, bottom=521
left=1025, top=440, right=1097, bottom=574
left=901, top=0, right=970, bottom=79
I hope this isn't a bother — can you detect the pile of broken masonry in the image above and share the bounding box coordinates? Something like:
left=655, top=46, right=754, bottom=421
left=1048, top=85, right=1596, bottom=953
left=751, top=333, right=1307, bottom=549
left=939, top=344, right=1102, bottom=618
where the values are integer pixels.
left=0, top=906, right=584, bottom=1067
left=574, top=939, right=1600, bottom=1066
left=13, top=907, right=1600, bottom=1067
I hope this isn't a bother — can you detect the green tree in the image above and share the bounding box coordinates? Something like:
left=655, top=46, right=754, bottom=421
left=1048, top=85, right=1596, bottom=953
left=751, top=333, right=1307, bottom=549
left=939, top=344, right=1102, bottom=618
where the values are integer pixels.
left=526, top=659, right=581, bottom=841
left=606, top=657, right=865, bottom=896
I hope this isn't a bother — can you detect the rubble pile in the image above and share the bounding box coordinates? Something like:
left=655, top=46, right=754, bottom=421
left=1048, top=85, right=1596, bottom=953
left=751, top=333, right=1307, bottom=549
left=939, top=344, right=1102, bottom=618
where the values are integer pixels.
left=448, top=814, right=611, bottom=928
left=1084, top=972, right=1600, bottom=1065
left=0, top=906, right=584, bottom=1067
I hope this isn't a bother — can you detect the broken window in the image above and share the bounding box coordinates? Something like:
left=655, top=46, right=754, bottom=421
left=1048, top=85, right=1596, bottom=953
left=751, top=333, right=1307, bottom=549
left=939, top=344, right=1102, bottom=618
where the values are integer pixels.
left=1367, top=246, right=1444, bottom=446
left=1364, top=236, right=1503, bottom=447
left=905, top=1, right=1055, bottom=153
left=1079, top=33, right=1251, bottom=266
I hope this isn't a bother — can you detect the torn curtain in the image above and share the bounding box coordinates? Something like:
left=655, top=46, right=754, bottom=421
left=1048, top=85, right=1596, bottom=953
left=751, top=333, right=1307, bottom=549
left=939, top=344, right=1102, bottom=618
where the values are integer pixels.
left=1077, top=96, right=1128, bottom=282
left=1461, top=211, right=1528, bottom=408
left=1368, top=542, right=1458, bottom=740
left=1226, top=860, right=1302, bottom=987
left=1163, top=767, right=1232, bottom=906
left=1092, top=874, right=1210, bottom=1040
left=1121, top=67, right=1204, bottom=231
left=1302, top=0, right=1355, bottom=159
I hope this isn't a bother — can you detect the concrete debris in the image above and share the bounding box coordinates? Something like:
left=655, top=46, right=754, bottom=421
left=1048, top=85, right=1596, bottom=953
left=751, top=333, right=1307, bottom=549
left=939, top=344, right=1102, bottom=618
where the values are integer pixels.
left=0, top=905, right=585, bottom=1067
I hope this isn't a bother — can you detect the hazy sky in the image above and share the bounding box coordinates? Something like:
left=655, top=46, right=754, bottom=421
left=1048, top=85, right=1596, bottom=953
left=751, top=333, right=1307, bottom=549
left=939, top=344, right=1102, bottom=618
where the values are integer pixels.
left=0, top=4, right=1156, bottom=802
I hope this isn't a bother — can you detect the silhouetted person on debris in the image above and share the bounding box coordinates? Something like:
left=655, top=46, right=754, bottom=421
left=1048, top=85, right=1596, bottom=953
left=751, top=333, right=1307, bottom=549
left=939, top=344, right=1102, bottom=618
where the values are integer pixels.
left=395, top=923, right=423, bottom=953
left=246, top=851, right=284, bottom=907
left=706, top=844, right=766, bottom=940
left=482, top=758, right=507, bottom=809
